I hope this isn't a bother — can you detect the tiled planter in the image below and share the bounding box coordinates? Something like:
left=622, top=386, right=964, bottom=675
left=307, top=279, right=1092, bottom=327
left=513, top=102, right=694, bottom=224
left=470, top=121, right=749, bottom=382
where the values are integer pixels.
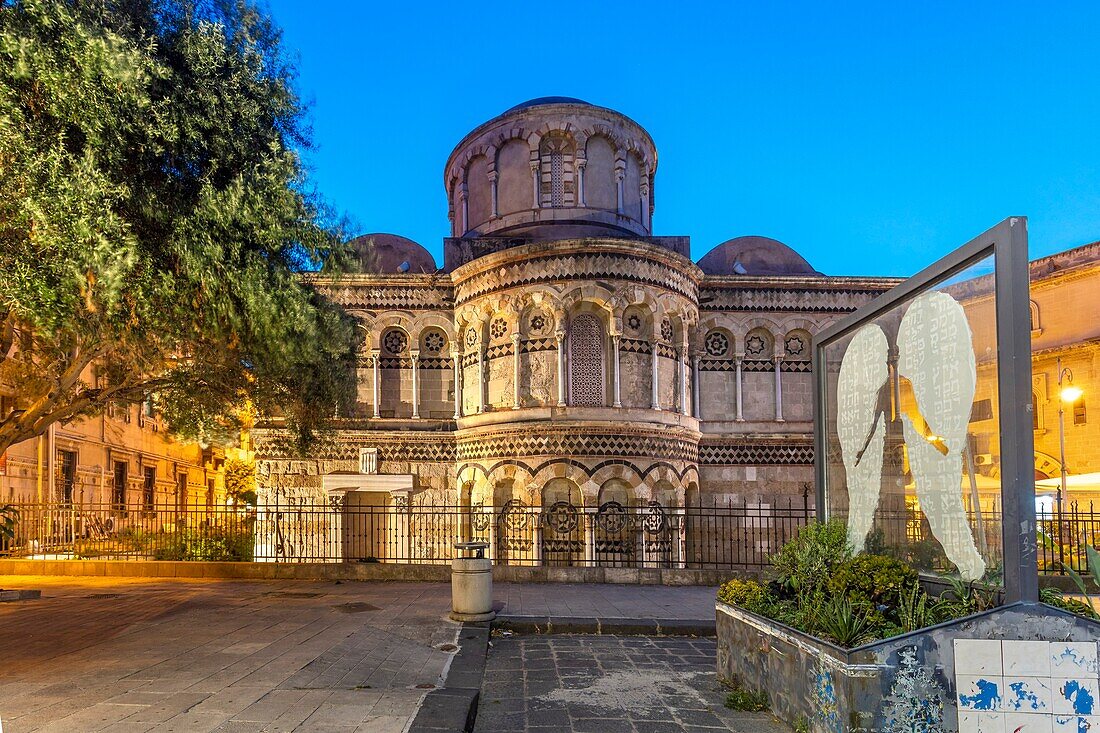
left=716, top=600, right=1100, bottom=732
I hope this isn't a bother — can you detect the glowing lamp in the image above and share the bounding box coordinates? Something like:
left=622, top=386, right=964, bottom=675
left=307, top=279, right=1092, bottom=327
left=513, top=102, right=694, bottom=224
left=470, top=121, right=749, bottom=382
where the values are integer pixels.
left=1060, top=385, right=1083, bottom=403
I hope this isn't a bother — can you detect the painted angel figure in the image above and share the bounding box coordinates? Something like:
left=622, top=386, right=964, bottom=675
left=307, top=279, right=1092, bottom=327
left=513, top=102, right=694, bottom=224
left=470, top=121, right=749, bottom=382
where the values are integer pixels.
left=837, top=291, right=986, bottom=581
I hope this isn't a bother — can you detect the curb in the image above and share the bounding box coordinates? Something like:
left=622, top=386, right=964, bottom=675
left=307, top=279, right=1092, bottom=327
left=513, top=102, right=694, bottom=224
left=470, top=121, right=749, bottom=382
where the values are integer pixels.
left=0, top=589, right=41, bottom=602
left=491, top=614, right=716, bottom=637
left=408, top=622, right=489, bottom=733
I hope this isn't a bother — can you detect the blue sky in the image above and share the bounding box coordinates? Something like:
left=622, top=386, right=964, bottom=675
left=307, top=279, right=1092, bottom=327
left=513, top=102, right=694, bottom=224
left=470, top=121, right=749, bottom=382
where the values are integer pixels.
left=265, top=1, right=1100, bottom=277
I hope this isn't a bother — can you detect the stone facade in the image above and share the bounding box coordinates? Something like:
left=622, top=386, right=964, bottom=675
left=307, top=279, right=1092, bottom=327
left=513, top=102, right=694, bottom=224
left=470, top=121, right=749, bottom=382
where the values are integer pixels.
left=255, top=97, right=898, bottom=535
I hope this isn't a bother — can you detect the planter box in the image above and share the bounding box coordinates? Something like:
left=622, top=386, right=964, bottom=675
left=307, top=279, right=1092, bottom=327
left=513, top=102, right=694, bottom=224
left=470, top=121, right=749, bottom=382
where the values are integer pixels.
left=716, top=600, right=1100, bottom=732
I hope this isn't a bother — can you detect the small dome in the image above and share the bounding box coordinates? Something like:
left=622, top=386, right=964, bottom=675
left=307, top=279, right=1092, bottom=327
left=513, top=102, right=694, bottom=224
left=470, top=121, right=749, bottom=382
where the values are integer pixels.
left=503, top=96, right=591, bottom=114
left=697, top=236, right=819, bottom=276
left=348, top=233, right=436, bottom=274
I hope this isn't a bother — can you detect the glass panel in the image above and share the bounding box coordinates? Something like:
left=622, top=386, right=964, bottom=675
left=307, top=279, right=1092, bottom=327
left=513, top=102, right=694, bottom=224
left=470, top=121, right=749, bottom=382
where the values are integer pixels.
left=822, top=253, right=1004, bottom=587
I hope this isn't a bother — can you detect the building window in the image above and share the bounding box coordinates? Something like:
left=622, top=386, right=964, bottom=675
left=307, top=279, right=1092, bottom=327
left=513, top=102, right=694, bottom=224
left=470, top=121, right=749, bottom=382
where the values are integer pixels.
left=143, top=467, right=156, bottom=511
left=113, top=461, right=128, bottom=510
left=1074, top=400, right=1086, bottom=425
left=970, top=398, right=994, bottom=422
left=539, top=134, right=575, bottom=208
left=568, top=314, right=605, bottom=406
left=57, top=449, right=77, bottom=504
left=1032, top=392, right=1040, bottom=431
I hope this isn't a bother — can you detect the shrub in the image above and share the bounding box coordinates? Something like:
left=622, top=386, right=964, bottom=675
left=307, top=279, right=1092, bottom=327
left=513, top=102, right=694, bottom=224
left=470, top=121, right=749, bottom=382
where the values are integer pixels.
left=1040, top=587, right=1099, bottom=620
left=717, top=579, right=772, bottom=614
left=151, top=527, right=254, bottom=561
left=770, top=519, right=851, bottom=596
left=724, top=682, right=769, bottom=711
left=827, top=554, right=918, bottom=613
left=809, top=596, right=875, bottom=647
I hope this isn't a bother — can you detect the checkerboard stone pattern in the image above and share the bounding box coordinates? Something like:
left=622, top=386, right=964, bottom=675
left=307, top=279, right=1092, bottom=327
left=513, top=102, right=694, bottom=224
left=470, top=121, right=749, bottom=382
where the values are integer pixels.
left=955, top=638, right=1100, bottom=733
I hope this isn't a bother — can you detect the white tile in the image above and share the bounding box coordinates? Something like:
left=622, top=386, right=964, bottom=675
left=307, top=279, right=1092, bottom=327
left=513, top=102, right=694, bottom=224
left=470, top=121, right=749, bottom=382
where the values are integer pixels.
left=960, top=711, right=1006, bottom=733
left=1003, top=641, right=1053, bottom=677
left=1002, top=676, right=1053, bottom=712
left=957, top=639, right=1006, bottom=676
left=1004, top=711, right=1053, bottom=733
left=1051, top=715, right=1085, bottom=733
left=1050, top=643, right=1099, bottom=677
left=959, top=675, right=1005, bottom=711
left=1052, top=677, right=1100, bottom=716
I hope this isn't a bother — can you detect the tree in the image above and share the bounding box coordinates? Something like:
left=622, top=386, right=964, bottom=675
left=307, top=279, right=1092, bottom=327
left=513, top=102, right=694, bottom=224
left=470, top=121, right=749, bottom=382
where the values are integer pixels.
left=0, top=0, right=360, bottom=456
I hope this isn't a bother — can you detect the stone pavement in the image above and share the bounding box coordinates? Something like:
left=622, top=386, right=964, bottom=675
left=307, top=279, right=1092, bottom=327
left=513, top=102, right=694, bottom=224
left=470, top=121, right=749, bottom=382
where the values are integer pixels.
left=473, top=635, right=789, bottom=733
left=0, top=576, right=458, bottom=732
left=0, top=576, right=733, bottom=732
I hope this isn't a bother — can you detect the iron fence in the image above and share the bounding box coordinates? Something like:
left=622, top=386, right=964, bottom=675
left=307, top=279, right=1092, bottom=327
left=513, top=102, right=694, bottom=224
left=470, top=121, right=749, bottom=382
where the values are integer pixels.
left=0, top=499, right=1095, bottom=575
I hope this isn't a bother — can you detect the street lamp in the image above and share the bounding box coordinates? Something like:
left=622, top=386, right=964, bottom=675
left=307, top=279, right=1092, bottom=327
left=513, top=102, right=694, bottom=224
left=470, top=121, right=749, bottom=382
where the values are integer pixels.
left=1056, top=357, right=1082, bottom=517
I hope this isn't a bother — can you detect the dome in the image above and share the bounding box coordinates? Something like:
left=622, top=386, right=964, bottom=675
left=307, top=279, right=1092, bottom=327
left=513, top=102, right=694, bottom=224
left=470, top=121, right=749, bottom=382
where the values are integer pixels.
left=503, top=96, right=592, bottom=113
left=697, top=236, right=819, bottom=276
left=348, top=233, right=436, bottom=274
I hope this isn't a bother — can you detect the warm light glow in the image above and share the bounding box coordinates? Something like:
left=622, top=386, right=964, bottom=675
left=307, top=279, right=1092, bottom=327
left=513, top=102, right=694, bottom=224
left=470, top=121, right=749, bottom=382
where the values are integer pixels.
left=1061, top=385, right=1083, bottom=403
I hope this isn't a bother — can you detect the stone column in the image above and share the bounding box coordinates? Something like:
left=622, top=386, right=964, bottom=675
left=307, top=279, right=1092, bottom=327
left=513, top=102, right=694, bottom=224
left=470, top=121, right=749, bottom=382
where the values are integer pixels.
left=679, top=346, right=689, bottom=416
left=476, top=340, right=485, bottom=414
left=555, top=330, right=567, bottom=407
left=486, top=506, right=496, bottom=563
left=774, top=355, right=785, bottom=422
left=735, top=354, right=745, bottom=422
left=650, top=342, right=660, bottom=410
left=410, top=350, right=420, bottom=419
left=511, top=333, right=521, bottom=409
left=676, top=508, right=687, bottom=570
left=615, top=164, right=626, bottom=214
left=459, top=183, right=468, bottom=234
left=531, top=160, right=540, bottom=209
left=452, top=348, right=462, bottom=419
left=641, top=179, right=651, bottom=229
left=576, top=159, right=587, bottom=207
left=533, top=505, right=543, bottom=567
left=391, top=491, right=410, bottom=563
left=611, top=334, right=622, bottom=408
left=488, top=170, right=499, bottom=218
left=371, top=349, right=381, bottom=418
left=691, top=354, right=701, bottom=419
left=584, top=511, right=595, bottom=566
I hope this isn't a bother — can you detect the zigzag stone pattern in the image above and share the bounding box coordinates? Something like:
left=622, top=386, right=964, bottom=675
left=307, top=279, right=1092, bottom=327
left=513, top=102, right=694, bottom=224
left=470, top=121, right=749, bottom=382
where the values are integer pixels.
left=699, top=285, right=889, bottom=313
left=457, top=430, right=699, bottom=462
left=699, top=440, right=814, bottom=465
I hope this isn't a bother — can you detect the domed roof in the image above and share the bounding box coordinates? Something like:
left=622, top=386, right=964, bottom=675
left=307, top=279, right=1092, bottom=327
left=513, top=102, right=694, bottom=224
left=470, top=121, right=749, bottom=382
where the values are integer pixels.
left=348, top=233, right=436, bottom=274
left=504, top=96, right=592, bottom=114
left=697, top=236, right=819, bottom=276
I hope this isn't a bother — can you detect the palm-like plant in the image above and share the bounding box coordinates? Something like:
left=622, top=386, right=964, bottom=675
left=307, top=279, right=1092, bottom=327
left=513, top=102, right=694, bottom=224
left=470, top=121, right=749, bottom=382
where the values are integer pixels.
left=0, top=503, right=18, bottom=541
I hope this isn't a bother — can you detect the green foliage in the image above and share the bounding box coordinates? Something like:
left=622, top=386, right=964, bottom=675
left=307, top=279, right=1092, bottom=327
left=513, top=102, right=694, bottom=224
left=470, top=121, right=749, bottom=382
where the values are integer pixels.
left=897, top=582, right=937, bottom=633
left=827, top=554, right=918, bottom=613
left=0, top=0, right=359, bottom=456
left=808, top=596, right=875, bottom=647
left=0, top=503, right=17, bottom=540
left=723, top=682, right=769, bottom=712
left=1040, top=586, right=1099, bottom=620
left=770, top=519, right=851, bottom=596
left=717, top=578, right=772, bottom=613
left=151, top=526, right=254, bottom=561
left=224, top=458, right=257, bottom=505
left=793, top=717, right=810, bottom=733
left=937, top=575, right=999, bottom=618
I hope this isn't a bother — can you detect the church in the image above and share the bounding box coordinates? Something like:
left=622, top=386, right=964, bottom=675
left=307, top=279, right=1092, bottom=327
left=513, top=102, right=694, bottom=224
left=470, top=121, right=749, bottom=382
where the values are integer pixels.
left=253, top=97, right=896, bottom=567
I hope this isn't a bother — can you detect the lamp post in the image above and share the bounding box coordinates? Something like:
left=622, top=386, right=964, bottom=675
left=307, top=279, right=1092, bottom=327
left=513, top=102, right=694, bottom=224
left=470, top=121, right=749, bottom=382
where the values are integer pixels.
left=1056, top=357, right=1083, bottom=569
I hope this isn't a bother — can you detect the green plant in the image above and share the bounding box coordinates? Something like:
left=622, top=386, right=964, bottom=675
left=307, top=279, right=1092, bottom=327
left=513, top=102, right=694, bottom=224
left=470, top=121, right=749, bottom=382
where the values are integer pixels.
left=0, top=503, right=18, bottom=541
left=770, top=519, right=851, bottom=596
left=827, top=554, right=918, bottom=612
left=1040, top=586, right=1099, bottom=620
left=724, top=682, right=769, bottom=711
left=897, top=582, right=936, bottom=633
left=810, top=596, right=875, bottom=647
left=717, top=578, right=772, bottom=614
left=225, top=459, right=258, bottom=506
left=793, top=716, right=810, bottom=733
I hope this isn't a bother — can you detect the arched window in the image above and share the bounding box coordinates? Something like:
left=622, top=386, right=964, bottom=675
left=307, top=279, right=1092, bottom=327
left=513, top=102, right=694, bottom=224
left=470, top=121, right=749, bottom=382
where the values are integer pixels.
left=540, top=134, right=575, bottom=208
left=568, top=314, right=605, bottom=406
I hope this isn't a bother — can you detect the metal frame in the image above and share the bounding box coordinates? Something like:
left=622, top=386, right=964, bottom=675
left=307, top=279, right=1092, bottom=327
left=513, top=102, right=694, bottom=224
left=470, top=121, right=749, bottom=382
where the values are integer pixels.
left=812, top=217, right=1037, bottom=603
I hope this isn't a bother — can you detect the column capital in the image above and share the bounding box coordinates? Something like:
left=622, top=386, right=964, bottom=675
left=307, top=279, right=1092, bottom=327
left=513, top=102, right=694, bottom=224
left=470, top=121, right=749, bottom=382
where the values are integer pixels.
left=410, top=349, right=420, bottom=361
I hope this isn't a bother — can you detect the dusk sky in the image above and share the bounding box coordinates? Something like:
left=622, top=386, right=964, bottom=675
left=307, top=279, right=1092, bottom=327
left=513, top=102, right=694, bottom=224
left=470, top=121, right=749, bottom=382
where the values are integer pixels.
left=265, top=1, right=1100, bottom=277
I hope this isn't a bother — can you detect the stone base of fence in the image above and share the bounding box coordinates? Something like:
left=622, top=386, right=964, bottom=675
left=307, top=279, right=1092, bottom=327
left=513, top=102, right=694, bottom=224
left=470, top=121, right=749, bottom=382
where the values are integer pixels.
left=0, top=559, right=747, bottom=586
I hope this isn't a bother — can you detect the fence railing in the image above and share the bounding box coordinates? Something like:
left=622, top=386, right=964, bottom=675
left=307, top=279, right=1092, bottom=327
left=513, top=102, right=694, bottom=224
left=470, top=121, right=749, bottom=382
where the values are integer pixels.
left=1, top=499, right=1095, bottom=575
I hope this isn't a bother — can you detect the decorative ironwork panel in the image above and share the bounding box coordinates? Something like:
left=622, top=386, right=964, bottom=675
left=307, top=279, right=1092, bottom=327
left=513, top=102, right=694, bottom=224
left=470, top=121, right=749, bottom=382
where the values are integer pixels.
left=568, top=314, right=605, bottom=406
left=544, top=501, right=578, bottom=534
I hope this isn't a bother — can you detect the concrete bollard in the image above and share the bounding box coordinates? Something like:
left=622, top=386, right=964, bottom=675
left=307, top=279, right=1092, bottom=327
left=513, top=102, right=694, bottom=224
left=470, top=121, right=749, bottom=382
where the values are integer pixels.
left=450, top=541, right=495, bottom=622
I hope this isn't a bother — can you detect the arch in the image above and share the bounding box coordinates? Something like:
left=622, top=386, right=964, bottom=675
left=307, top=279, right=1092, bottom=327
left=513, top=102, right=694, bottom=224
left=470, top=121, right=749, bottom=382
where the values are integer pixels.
left=783, top=329, right=812, bottom=360
left=743, top=327, right=775, bottom=360
left=703, top=327, right=734, bottom=359
left=584, top=134, right=616, bottom=210
left=1030, top=299, right=1041, bottom=332
left=464, top=154, right=491, bottom=231
left=379, top=326, right=410, bottom=356
left=568, top=312, right=606, bottom=406
left=539, top=132, right=576, bottom=208
left=496, top=137, right=531, bottom=216
left=410, top=312, right=455, bottom=342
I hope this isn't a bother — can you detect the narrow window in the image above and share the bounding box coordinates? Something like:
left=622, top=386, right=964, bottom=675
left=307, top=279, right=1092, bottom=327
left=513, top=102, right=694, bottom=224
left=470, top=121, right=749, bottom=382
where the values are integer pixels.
left=1074, top=400, right=1086, bottom=425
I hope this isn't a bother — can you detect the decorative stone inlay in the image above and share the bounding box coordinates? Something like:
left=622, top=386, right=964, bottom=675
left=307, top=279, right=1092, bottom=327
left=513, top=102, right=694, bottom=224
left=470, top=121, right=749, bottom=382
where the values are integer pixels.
left=705, top=331, right=730, bottom=357
left=529, top=314, right=547, bottom=334
left=455, top=252, right=698, bottom=305
left=781, top=360, right=812, bottom=373
left=699, top=440, right=814, bottom=465
left=456, top=430, right=699, bottom=462
left=254, top=431, right=458, bottom=462
left=626, top=313, right=642, bottom=331
left=745, top=334, right=768, bottom=356
left=315, top=281, right=455, bottom=311
left=383, top=330, right=408, bottom=355
left=569, top=314, right=604, bottom=406
left=785, top=335, right=806, bottom=357
left=465, top=328, right=477, bottom=347
left=742, top=359, right=775, bottom=372
left=660, top=318, right=673, bottom=342
left=619, top=338, right=653, bottom=355
left=485, top=343, right=515, bottom=360
left=520, top=337, right=557, bottom=354
left=655, top=342, right=678, bottom=359
left=490, top=317, right=508, bottom=340
left=698, top=285, right=891, bottom=313
left=423, top=332, right=446, bottom=354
